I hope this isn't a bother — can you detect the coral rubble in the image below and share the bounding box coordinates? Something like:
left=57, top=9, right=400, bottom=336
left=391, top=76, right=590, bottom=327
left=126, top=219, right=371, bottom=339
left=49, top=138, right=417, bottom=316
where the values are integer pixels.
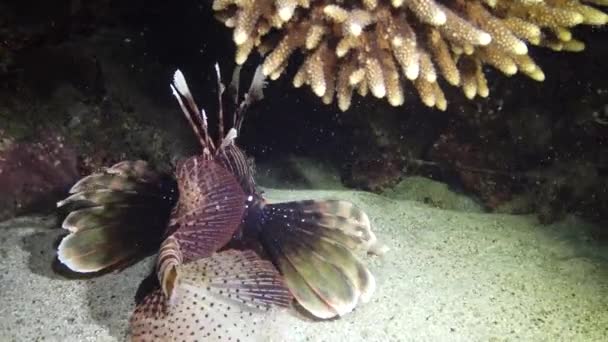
left=213, top=0, right=608, bottom=110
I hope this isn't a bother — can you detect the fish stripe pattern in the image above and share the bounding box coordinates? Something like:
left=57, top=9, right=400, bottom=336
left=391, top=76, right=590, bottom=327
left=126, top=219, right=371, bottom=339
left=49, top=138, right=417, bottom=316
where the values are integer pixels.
left=56, top=160, right=174, bottom=273
left=257, top=199, right=378, bottom=319
left=217, top=144, right=257, bottom=194
left=167, top=157, right=247, bottom=262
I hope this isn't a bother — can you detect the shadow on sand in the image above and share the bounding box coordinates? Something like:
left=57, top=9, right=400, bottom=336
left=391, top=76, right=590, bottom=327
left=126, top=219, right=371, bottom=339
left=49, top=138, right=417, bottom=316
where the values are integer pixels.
left=16, top=215, right=156, bottom=341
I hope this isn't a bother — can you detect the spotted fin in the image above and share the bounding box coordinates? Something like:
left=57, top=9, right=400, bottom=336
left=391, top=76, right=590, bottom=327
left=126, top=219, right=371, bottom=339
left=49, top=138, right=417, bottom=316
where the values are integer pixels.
left=130, top=250, right=292, bottom=342
left=167, top=157, right=247, bottom=262
left=258, top=200, right=381, bottom=319
left=56, top=160, right=175, bottom=273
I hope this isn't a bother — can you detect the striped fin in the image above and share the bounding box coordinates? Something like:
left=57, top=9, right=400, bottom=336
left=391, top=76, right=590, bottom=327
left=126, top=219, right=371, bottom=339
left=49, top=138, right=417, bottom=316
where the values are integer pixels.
left=171, top=70, right=211, bottom=150
left=257, top=200, right=380, bottom=319
left=69, top=173, right=153, bottom=194
left=106, top=160, right=160, bottom=183
left=56, top=160, right=175, bottom=273
left=156, top=236, right=182, bottom=301
left=57, top=223, right=157, bottom=273
left=194, top=250, right=292, bottom=309
left=57, top=205, right=168, bottom=272
left=173, top=70, right=201, bottom=122
left=216, top=144, right=257, bottom=194
left=168, top=157, right=247, bottom=261
left=57, top=190, right=163, bottom=213
left=234, top=65, right=266, bottom=131
left=288, top=228, right=375, bottom=303
left=130, top=250, right=291, bottom=342
left=264, top=200, right=380, bottom=252
left=61, top=205, right=164, bottom=233
left=272, top=250, right=338, bottom=318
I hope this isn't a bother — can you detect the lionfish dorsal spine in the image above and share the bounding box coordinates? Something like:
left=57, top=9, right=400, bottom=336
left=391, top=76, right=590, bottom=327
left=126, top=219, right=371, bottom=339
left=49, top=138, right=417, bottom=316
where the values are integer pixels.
left=220, top=128, right=238, bottom=150
left=170, top=65, right=267, bottom=158
left=214, top=63, right=226, bottom=141
left=229, top=65, right=242, bottom=114
left=235, top=65, right=266, bottom=131
left=171, top=70, right=215, bottom=152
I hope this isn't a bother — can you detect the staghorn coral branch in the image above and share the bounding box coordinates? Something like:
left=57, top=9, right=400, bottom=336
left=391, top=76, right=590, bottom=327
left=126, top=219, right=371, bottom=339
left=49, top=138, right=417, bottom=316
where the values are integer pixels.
left=213, top=0, right=608, bottom=111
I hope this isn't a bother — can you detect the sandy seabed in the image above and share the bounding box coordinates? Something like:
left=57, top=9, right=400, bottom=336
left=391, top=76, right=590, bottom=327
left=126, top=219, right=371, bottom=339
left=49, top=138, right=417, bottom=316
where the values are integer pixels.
left=1, top=187, right=607, bottom=342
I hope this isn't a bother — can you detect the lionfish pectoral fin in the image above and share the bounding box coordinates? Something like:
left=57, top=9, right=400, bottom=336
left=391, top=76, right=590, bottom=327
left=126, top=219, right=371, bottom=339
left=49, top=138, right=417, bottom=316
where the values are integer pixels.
left=272, top=251, right=338, bottom=319
left=258, top=200, right=381, bottom=319
left=277, top=237, right=360, bottom=319
left=57, top=223, right=140, bottom=273
left=169, top=158, right=247, bottom=261
left=130, top=249, right=292, bottom=341
left=56, top=161, right=175, bottom=274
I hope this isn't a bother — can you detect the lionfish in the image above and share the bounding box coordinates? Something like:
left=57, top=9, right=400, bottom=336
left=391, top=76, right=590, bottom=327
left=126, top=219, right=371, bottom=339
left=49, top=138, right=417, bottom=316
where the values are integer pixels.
left=55, top=64, right=385, bottom=341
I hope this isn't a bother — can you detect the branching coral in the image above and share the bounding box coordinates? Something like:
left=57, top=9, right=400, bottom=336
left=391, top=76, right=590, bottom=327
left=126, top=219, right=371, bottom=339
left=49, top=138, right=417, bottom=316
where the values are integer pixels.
left=213, top=0, right=608, bottom=111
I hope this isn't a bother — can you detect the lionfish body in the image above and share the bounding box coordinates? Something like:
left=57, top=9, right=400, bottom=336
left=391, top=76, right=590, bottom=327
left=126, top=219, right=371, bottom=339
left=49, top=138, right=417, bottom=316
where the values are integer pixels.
left=56, top=65, right=384, bottom=341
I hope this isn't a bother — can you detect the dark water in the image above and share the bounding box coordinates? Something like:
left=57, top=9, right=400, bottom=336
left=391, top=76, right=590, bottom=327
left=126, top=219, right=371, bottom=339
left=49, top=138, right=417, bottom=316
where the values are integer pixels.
left=2, top=0, right=607, bottom=226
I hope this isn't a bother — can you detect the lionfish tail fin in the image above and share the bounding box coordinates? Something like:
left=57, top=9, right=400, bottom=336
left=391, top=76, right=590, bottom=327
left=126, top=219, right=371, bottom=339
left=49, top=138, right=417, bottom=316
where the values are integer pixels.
left=56, top=161, right=176, bottom=273
left=130, top=249, right=292, bottom=341
left=257, top=199, right=383, bottom=319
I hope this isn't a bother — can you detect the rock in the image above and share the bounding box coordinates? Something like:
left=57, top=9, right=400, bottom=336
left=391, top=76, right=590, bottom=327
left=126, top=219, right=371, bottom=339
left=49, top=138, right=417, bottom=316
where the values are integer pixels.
left=0, top=132, right=79, bottom=220
left=382, top=176, right=484, bottom=213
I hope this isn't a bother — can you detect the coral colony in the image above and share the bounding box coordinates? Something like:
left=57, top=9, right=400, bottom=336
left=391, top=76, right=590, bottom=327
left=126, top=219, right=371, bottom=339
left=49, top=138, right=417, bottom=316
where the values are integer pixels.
left=213, top=0, right=608, bottom=110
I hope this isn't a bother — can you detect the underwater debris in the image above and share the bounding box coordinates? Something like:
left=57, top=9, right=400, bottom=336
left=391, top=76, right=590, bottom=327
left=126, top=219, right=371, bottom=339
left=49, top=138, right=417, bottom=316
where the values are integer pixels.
left=213, top=0, right=608, bottom=110
left=55, top=64, right=385, bottom=340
